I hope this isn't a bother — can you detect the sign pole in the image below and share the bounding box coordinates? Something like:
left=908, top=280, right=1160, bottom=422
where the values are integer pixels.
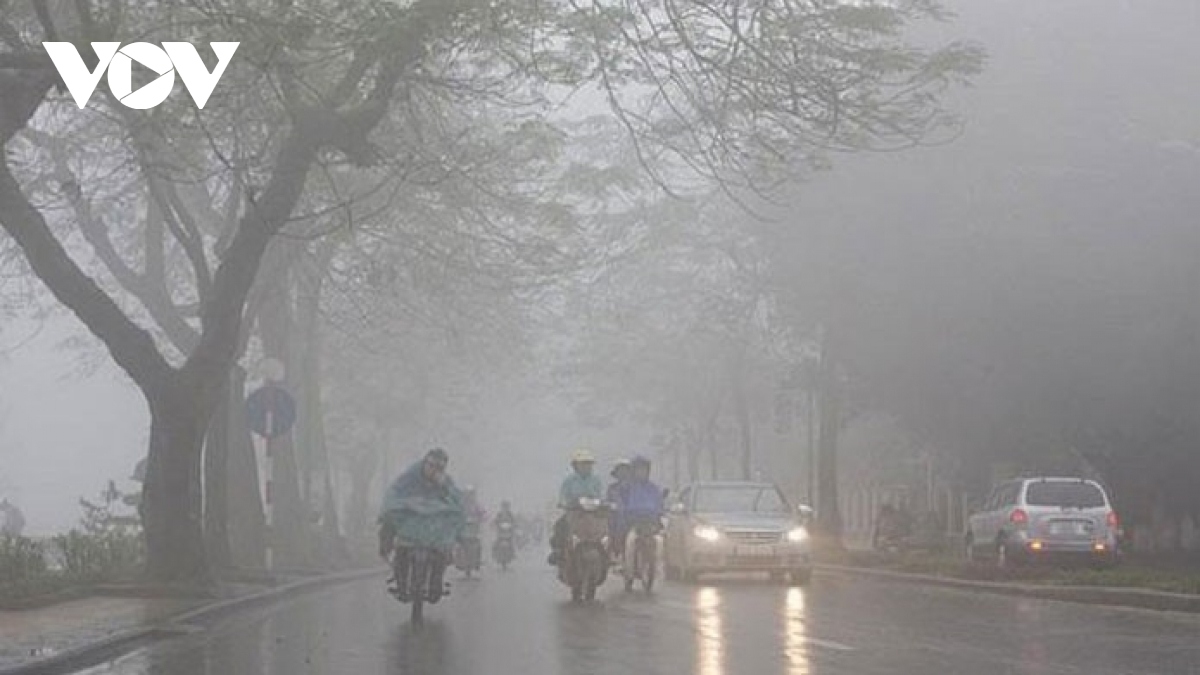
left=264, top=406, right=275, bottom=572
left=246, top=359, right=294, bottom=575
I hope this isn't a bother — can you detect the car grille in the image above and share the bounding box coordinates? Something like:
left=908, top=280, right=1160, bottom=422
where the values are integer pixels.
left=724, top=530, right=783, bottom=545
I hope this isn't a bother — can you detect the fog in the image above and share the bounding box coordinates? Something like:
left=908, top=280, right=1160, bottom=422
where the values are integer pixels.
left=1, top=0, right=1198, bottom=569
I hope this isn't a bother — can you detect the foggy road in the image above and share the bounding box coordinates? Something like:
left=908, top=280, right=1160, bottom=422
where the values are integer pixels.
left=74, top=561, right=1200, bottom=675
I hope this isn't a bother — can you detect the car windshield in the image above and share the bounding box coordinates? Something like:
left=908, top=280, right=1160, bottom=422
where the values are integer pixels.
left=693, top=486, right=789, bottom=514
left=1025, top=482, right=1106, bottom=508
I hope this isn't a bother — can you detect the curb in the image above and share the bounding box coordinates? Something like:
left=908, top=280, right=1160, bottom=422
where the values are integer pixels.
left=816, top=563, right=1200, bottom=614
left=0, top=567, right=385, bottom=675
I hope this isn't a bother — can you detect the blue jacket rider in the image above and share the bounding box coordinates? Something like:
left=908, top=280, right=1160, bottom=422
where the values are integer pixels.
left=613, top=455, right=664, bottom=555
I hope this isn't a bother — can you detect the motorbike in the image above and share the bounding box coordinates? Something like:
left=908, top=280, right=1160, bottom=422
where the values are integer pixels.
left=514, top=523, right=531, bottom=551
left=622, top=518, right=661, bottom=593
left=388, top=544, right=450, bottom=623
left=493, top=521, right=517, bottom=570
left=455, top=521, right=483, bottom=578
left=558, top=497, right=612, bottom=602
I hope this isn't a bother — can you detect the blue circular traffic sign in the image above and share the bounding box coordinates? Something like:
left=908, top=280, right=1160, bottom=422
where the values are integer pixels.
left=246, top=384, right=297, bottom=439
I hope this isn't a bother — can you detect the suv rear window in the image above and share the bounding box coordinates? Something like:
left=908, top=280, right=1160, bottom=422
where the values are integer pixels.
left=1024, top=482, right=1106, bottom=508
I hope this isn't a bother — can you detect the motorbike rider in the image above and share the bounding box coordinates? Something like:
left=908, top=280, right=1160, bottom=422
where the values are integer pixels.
left=548, top=449, right=605, bottom=565
left=607, top=459, right=632, bottom=503
left=462, top=486, right=486, bottom=525
left=613, top=455, right=665, bottom=562
left=606, top=459, right=632, bottom=559
left=492, top=500, right=518, bottom=560
left=494, top=500, right=517, bottom=530
left=378, top=448, right=466, bottom=597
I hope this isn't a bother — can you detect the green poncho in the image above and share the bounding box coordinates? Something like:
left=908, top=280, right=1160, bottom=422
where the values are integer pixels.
left=379, top=461, right=467, bottom=549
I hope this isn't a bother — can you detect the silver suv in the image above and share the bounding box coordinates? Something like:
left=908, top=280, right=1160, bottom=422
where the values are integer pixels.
left=965, top=477, right=1120, bottom=567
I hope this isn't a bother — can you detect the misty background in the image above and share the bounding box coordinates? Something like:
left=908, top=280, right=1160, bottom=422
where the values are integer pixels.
left=2, top=0, right=1198, bottom=552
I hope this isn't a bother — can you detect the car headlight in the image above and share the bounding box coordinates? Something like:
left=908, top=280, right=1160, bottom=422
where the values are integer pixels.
left=786, top=527, right=809, bottom=543
left=694, top=525, right=721, bottom=542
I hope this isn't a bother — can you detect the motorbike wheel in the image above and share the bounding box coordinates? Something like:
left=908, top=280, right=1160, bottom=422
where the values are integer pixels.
left=641, top=540, right=656, bottom=593
left=409, top=550, right=428, bottom=623
left=570, top=582, right=583, bottom=602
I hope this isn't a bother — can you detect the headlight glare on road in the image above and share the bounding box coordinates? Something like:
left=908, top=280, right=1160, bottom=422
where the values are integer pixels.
left=694, top=525, right=721, bottom=542
left=786, top=527, right=809, bottom=543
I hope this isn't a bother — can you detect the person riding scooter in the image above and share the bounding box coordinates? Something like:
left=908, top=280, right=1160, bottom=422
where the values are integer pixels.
left=548, top=449, right=604, bottom=566
left=378, top=448, right=466, bottom=600
left=493, top=500, right=519, bottom=568
left=606, top=459, right=632, bottom=559
left=613, top=455, right=664, bottom=562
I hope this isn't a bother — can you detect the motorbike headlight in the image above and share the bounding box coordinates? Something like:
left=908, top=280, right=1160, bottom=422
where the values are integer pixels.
left=694, top=525, right=721, bottom=543
left=786, top=527, right=809, bottom=543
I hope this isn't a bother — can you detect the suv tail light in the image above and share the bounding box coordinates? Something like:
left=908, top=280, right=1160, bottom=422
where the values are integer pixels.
left=1106, top=511, right=1119, bottom=530
left=1010, top=508, right=1029, bottom=527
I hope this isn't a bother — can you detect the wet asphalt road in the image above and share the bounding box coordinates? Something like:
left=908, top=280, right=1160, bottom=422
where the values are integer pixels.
left=76, top=559, right=1200, bottom=675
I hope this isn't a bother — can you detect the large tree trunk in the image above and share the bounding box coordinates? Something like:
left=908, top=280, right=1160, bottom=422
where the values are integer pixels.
left=686, top=425, right=701, bottom=483
left=345, top=449, right=380, bottom=538
left=143, top=384, right=208, bottom=581
left=734, top=373, right=753, bottom=480
left=816, top=327, right=844, bottom=540
left=207, top=367, right=266, bottom=572
left=203, top=385, right=233, bottom=570
left=294, top=254, right=336, bottom=543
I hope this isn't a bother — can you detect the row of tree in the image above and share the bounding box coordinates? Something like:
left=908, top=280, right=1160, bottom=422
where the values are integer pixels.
left=0, top=0, right=977, bottom=579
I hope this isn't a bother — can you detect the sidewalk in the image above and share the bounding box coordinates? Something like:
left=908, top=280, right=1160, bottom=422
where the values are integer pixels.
left=0, top=569, right=383, bottom=675
left=0, top=595, right=204, bottom=670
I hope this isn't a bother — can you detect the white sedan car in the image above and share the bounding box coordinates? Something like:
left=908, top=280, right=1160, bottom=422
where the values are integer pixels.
left=663, top=481, right=813, bottom=585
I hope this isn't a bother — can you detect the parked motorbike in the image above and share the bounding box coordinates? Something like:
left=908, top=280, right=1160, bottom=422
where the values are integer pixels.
left=622, top=518, right=661, bottom=593
left=493, top=521, right=517, bottom=570
left=388, top=544, right=450, bottom=623
left=558, top=497, right=611, bottom=602
left=455, top=521, right=483, bottom=578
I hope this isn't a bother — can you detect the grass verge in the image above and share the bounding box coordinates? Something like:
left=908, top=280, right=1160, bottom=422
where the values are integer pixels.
left=820, top=547, right=1200, bottom=595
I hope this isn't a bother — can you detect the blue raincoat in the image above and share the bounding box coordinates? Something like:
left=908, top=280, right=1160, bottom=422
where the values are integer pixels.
left=614, top=478, right=664, bottom=536
left=378, top=461, right=467, bottom=550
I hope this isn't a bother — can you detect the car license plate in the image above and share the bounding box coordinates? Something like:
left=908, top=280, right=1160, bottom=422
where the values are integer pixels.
left=1049, top=522, right=1089, bottom=536
left=736, top=545, right=774, bottom=557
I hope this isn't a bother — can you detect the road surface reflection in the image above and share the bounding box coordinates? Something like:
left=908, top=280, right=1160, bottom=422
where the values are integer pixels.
left=696, top=586, right=724, bottom=675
